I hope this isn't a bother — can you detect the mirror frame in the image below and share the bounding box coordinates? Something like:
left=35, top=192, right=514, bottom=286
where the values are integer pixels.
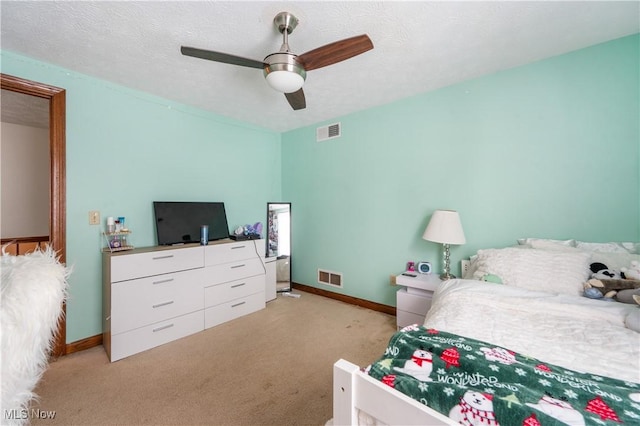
left=267, top=202, right=291, bottom=293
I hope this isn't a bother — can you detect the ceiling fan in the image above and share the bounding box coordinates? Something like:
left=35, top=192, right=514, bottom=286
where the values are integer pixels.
left=180, top=11, right=374, bottom=111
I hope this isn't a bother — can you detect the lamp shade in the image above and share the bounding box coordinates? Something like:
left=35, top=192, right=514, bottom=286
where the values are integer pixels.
left=265, top=70, right=304, bottom=93
left=422, top=210, right=466, bottom=245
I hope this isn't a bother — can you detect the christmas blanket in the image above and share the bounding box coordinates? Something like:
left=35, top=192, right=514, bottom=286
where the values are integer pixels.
left=367, top=325, right=640, bottom=426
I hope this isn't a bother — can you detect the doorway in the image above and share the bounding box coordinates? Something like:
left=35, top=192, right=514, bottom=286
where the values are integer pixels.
left=1, top=74, right=67, bottom=357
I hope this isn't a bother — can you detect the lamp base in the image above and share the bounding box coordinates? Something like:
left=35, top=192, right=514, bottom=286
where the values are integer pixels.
left=440, top=273, right=456, bottom=280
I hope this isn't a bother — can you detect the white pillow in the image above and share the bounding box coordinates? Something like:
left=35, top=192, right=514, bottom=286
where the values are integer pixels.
left=529, top=240, right=582, bottom=252
left=588, top=252, right=640, bottom=273
left=517, top=238, right=576, bottom=247
left=576, top=241, right=634, bottom=253
left=472, top=247, right=590, bottom=296
left=621, top=243, right=640, bottom=254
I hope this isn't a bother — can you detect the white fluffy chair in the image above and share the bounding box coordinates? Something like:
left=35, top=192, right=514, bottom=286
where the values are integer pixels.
left=1, top=247, right=69, bottom=425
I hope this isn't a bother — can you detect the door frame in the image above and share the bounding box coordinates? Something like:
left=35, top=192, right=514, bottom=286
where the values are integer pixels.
left=1, top=73, right=67, bottom=357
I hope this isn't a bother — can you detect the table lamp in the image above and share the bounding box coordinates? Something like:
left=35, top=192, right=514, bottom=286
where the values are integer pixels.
left=422, top=210, right=466, bottom=280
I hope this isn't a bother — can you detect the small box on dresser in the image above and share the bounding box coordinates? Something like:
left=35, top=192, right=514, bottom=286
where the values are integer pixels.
left=395, top=273, right=442, bottom=329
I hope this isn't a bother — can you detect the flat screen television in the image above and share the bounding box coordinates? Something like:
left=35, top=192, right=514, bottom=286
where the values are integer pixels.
left=153, top=201, right=230, bottom=245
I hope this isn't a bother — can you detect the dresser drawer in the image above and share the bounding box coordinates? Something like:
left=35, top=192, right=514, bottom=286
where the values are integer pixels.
left=204, top=240, right=260, bottom=266
left=397, top=288, right=432, bottom=316
left=110, top=246, right=204, bottom=282
left=204, top=275, right=264, bottom=308
left=109, top=310, right=204, bottom=362
left=204, top=257, right=264, bottom=286
left=204, top=291, right=265, bottom=329
left=111, top=268, right=204, bottom=334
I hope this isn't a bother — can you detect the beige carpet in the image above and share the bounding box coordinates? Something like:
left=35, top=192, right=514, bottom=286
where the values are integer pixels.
left=30, top=290, right=396, bottom=425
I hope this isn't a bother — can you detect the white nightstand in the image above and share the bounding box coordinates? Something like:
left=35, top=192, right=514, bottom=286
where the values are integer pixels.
left=395, top=273, right=442, bottom=329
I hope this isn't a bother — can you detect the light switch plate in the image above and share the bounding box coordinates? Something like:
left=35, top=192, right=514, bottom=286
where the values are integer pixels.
left=89, top=210, right=100, bottom=225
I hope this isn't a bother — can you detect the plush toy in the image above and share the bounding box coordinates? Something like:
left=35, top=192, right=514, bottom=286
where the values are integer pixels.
left=623, top=293, right=640, bottom=332
left=584, top=262, right=640, bottom=302
left=480, top=273, right=503, bottom=284
left=583, top=277, right=640, bottom=302
left=621, top=261, right=640, bottom=280
left=616, top=288, right=640, bottom=304
left=590, top=262, right=621, bottom=280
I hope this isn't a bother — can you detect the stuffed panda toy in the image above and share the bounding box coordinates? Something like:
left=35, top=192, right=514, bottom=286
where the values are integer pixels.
left=590, top=262, right=622, bottom=280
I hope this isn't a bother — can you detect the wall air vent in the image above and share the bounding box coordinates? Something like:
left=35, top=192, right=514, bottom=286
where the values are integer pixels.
left=316, top=122, right=341, bottom=142
left=317, top=269, right=343, bottom=288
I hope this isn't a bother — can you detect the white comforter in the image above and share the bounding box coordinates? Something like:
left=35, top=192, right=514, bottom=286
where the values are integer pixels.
left=424, top=279, right=640, bottom=384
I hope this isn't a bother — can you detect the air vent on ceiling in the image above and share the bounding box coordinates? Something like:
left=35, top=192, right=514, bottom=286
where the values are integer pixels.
left=316, top=122, right=341, bottom=142
left=318, top=269, right=343, bottom=288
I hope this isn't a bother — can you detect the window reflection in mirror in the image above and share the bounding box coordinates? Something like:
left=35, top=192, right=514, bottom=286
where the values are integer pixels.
left=267, top=203, right=291, bottom=292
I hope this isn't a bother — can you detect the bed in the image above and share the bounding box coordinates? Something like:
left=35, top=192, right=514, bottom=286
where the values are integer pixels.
left=333, top=240, right=640, bottom=425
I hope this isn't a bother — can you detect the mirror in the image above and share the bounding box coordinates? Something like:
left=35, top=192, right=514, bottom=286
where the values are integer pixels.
left=267, top=202, right=291, bottom=293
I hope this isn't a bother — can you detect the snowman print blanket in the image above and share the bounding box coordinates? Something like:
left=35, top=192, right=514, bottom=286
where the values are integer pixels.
left=366, top=325, right=640, bottom=426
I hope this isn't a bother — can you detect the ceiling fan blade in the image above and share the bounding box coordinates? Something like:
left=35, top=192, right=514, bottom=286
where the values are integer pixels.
left=181, top=46, right=266, bottom=69
left=297, top=35, right=373, bottom=71
left=285, top=89, right=306, bottom=110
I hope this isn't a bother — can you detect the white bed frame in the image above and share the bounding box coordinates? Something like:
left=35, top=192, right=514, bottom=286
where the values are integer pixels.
left=332, top=359, right=457, bottom=425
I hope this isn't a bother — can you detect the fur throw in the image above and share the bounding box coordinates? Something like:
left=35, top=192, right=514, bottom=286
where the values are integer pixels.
left=1, top=247, right=69, bottom=425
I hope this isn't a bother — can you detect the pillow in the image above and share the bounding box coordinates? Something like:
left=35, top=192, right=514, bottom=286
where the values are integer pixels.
left=588, top=252, right=640, bottom=273
left=575, top=241, right=633, bottom=254
left=472, top=247, right=590, bottom=296
left=463, top=246, right=528, bottom=279
left=529, top=240, right=582, bottom=252
left=517, top=238, right=576, bottom=247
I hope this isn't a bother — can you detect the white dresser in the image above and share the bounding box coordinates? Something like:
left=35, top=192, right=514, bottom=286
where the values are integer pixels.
left=395, top=273, right=442, bottom=329
left=203, top=241, right=266, bottom=328
left=103, top=239, right=266, bottom=362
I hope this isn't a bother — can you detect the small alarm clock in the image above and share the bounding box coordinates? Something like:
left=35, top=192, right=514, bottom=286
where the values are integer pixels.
left=417, top=261, right=432, bottom=274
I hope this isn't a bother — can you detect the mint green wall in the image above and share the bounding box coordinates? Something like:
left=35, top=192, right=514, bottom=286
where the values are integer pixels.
left=1, top=51, right=282, bottom=343
left=2, top=34, right=638, bottom=343
left=282, top=34, right=640, bottom=306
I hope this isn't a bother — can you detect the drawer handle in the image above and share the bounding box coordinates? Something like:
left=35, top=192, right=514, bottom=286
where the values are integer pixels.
left=153, top=323, right=174, bottom=333
left=152, top=300, right=175, bottom=309
left=231, top=264, right=246, bottom=269
left=153, top=278, right=174, bottom=285
left=152, top=255, right=174, bottom=260
left=231, top=301, right=246, bottom=308
left=231, top=246, right=246, bottom=250
left=231, top=282, right=246, bottom=288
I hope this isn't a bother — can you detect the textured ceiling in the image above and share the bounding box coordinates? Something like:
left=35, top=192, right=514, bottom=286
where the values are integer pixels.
left=1, top=1, right=638, bottom=132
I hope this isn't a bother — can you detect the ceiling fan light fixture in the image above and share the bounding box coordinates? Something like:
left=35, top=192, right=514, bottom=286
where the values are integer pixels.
left=263, top=53, right=306, bottom=93
left=265, top=70, right=305, bottom=93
